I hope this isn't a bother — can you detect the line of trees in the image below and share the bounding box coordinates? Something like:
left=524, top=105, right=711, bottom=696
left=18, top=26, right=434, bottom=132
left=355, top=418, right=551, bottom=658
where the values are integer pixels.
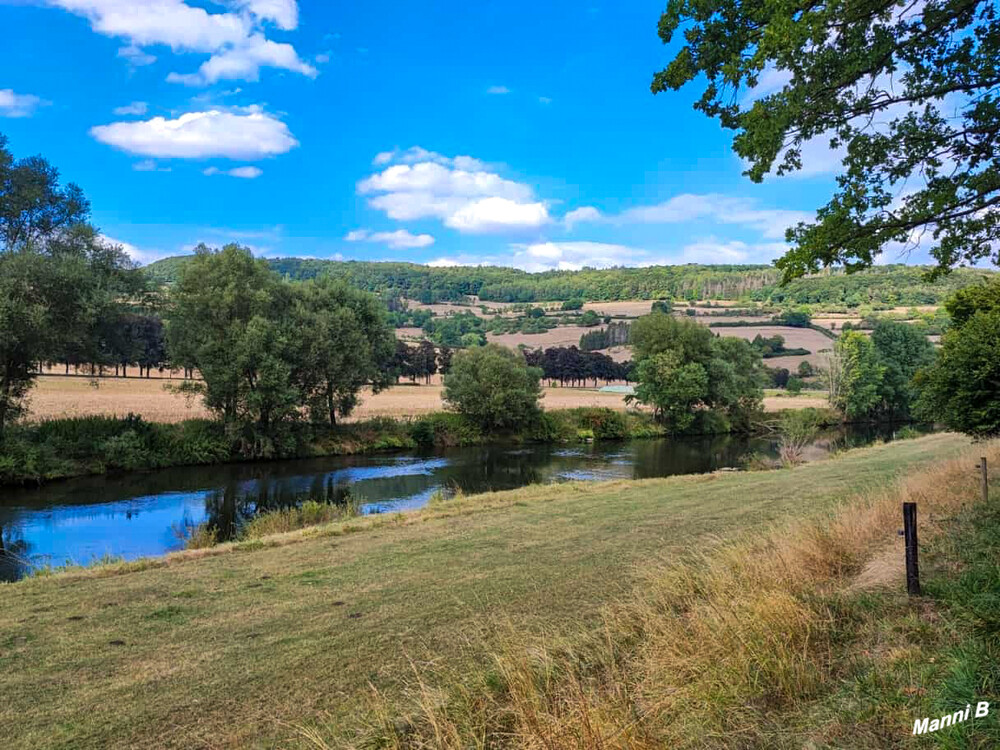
left=523, top=347, right=634, bottom=387
left=579, top=321, right=631, bottom=351
left=147, top=255, right=993, bottom=308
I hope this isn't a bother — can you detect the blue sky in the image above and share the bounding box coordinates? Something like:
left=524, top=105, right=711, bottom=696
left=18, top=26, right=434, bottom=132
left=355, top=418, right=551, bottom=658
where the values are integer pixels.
left=0, top=0, right=890, bottom=270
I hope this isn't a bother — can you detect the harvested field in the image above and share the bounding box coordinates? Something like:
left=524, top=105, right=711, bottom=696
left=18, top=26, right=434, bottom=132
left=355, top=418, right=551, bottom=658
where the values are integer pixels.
left=26, top=374, right=816, bottom=424
left=581, top=300, right=653, bottom=317
left=25, top=377, right=634, bottom=424
left=716, top=325, right=835, bottom=368
left=486, top=325, right=600, bottom=350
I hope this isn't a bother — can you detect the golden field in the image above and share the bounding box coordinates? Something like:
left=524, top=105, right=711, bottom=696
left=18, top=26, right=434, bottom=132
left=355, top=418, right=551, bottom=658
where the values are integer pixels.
left=24, top=375, right=823, bottom=424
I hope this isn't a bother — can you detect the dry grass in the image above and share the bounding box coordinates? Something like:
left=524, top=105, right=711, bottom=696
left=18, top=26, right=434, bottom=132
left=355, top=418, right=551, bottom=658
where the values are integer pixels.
left=25, top=376, right=636, bottom=423
left=339, top=438, right=999, bottom=750
left=26, top=374, right=828, bottom=424
left=581, top=301, right=655, bottom=318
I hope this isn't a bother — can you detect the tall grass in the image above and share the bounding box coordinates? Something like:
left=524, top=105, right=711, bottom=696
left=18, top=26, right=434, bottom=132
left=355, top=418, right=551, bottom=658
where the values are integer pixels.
left=321, top=440, right=1000, bottom=749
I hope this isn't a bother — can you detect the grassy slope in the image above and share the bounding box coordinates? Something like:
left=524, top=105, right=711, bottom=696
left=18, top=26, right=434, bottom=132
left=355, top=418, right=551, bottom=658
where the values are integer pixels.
left=0, top=433, right=971, bottom=749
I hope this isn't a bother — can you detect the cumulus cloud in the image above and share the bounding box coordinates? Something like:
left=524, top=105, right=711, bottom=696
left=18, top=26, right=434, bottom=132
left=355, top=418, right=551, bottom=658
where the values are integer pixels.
left=359, top=149, right=550, bottom=235
left=570, top=193, right=812, bottom=240
left=113, top=101, right=148, bottom=116
left=45, top=0, right=313, bottom=85
left=90, top=107, right=298, bottom=159
left=204, top=165, right=264, bottom=178
left=167, top=35, right=317, bottom=86
left=486, top=85, right=510, bottom=95
left=0, top=89, right=48, bottom=118
left=345, top=228, right=435, bottom=249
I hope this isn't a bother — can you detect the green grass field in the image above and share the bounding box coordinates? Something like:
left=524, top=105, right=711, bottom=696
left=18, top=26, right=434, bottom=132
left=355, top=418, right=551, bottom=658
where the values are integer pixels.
left=0, top=433, right=972, bottom=749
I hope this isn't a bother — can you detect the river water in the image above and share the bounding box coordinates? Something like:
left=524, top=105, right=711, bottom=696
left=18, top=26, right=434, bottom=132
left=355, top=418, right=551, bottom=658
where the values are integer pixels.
left=0, top=426, right=923, bottom=580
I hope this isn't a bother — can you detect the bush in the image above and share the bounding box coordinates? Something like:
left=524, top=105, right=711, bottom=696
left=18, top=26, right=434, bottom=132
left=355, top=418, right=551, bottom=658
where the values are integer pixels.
left=100, top=430, right=152, bottom=472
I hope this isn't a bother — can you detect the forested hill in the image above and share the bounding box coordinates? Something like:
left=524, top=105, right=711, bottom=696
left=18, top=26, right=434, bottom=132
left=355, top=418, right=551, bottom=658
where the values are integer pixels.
left=143, top=256, right=994, bottom=306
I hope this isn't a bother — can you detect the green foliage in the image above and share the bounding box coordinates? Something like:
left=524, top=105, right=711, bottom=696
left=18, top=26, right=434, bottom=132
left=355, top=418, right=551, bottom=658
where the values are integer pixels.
left=653, top=0, right=1000, bottom=277
left=0, top=134, right=139, bottom=435
left=870, top=320, right=935, bottom=419
left=560, top=298, right=584, bottom=311
left=443, top=344, right=543, bottom=431
left=786, top=377, right=803, bottom=395
left=629, top=314, right=764, bottom=433
left=294, top=276, right=396, bottom=424
left=832, top=332, right=886, bottom=420
left=797, top=360, right=814, bottom=378
left=917, top=310, right=1000, bottom=437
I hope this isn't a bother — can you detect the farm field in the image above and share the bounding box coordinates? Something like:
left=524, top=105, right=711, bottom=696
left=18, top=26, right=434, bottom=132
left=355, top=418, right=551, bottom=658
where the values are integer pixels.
left=25, top=374, right=826, bottom=425
left=0, top=433, right=972, bottom=749
left=486, top=325, right=602, bottom=350
left=24, top=376, right=633, bottom=423
left=714, top=325, right=835, bottom=368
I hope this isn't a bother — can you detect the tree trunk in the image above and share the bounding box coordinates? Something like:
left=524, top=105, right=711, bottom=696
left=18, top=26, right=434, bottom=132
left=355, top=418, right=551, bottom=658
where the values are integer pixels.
left=327, top=388, right=337, bottom=427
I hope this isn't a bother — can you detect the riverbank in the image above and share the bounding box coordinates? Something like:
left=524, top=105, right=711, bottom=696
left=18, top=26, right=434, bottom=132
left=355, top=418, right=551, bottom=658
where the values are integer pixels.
left=0, top=433, right=975, bottom=748
left=0, top=408, right=669, bottom=486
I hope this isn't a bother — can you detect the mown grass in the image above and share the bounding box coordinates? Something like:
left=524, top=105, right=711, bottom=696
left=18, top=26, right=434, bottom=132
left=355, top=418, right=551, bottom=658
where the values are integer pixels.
left=331, top=440, right=1000, bottom=750
left=0, top=433, right=972, bottom=749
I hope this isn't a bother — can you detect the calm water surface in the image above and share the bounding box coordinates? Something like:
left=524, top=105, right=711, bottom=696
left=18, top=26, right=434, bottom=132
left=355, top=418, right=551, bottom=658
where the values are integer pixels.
left=0, top=426, right=924, bottom=580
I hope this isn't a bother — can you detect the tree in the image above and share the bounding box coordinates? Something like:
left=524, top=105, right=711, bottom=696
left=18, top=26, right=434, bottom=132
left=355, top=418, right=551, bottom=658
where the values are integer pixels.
left=0, top=135, right=137, bottom=436
left=437, top=345, right=453, bottom=374
left=442, top=344, right=542, bottom=431
left=797, top=360, right=814, bottom=378
left=870, top=320, right=935, bottom=418
left=0, top=134, right=90, bottom=252
left=561, top=298, right=584, bottom=311
left=293, top=277, right=396, bottom=426
left=412, top=340, right=438, bottom=384
left=166, top=244, right=301, bottom=455
left=786, top=376, right=804, bottom=395
left=630, top=312, right=714, bottom=364
left=653, top=1, right=1000, bottom=278
left=628, top=350, right=709, bottom=433
left=832, top=332, right=885, bottom=420
left=916, top=277, right=1000, bottom=436
left=916, top=310, right=1000, bottom=437
left=652, top=299, right=673, bottom=314
left=628, top=314, right=764, bottom=432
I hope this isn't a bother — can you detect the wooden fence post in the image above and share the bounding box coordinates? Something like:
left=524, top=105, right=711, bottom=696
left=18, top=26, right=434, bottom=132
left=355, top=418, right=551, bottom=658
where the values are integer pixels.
left=981, top=457, right=989, bottom=504
left=903, top=502, right=920, bottom=596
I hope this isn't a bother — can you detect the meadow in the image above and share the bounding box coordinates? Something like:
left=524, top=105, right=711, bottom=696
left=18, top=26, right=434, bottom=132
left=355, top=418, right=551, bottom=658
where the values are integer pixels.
left=0, top=433, right=975, bottom=749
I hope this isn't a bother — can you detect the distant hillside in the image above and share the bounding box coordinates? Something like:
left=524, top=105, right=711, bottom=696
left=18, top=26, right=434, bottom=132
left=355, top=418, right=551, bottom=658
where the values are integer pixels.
left=143, top=256, right=995, bottom=307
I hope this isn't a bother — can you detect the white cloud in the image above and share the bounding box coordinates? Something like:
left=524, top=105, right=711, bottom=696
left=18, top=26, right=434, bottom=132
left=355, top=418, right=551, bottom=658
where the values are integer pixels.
left=113, top=101, right=148, bottom=116
left=315, top=52, right=330, bottom=64
left=132, top=159, right=171, bottom=172
left=166, top=35, right=317, bottom=86
left=487, top=85, right=510, bottom=95
left=679, top=240, right=787, bottom=264
left=233, top=0, right=298, bottom=30
left=358, top=150, right=550, bottom=235
left=594, top=193, right=813, bottom=240
left=345, top=228, right=435, bottom=249
left=204, top=165, right=264, bottom=178
left=446, top=197, right=549, bottom=234
left=0, top=89, right=48, bottom=118
left=509, top=241, right=647, bottom=272
left=90, top=107, right=298, bottom=159
left=564, top=206, right=602, bottom=229
left=45, top=0, right=313, bottom=85
left=538, top=96, right=552, bottom=105
left=100, top=234, right=170, bottom=265
left=117, top=44, right=157, bottom=67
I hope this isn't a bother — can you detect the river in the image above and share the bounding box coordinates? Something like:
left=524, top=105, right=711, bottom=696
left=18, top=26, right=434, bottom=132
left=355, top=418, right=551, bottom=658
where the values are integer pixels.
left=0, top=426, right=926, bottom=580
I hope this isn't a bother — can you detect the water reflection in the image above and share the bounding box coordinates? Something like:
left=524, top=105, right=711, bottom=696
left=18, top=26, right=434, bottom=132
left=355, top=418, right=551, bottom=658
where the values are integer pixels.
left=0, top=425, right=933, bottom=580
